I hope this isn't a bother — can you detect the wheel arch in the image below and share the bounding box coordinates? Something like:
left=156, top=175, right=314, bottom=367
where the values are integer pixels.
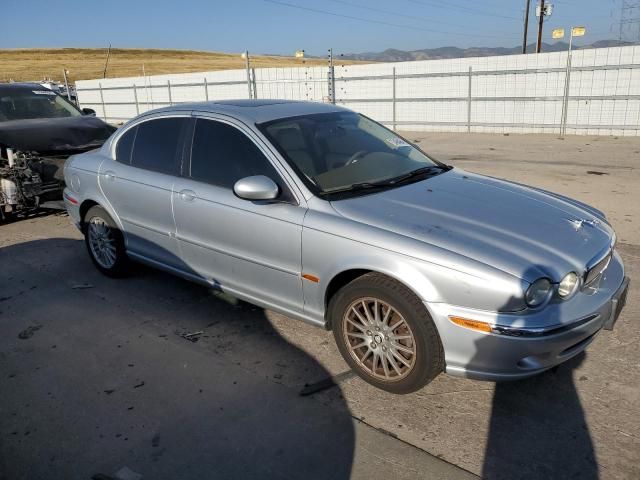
left=79, top=199, right=124, bottom=233
left=323, top=263, right=440, bottom=325
left=79, top=200, right=99, bottom=232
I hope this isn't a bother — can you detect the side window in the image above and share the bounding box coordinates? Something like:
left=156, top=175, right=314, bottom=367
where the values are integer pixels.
left=115, top=126, right=136, bottom=164
left=190, top=119, right=282, bottom=190
left=130, top=117, right=185, bottom=175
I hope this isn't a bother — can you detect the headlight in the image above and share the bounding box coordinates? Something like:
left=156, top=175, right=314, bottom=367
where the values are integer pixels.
left=558, top=272, right=579, bottom=298
left=525, top=278, right=552, bottom=307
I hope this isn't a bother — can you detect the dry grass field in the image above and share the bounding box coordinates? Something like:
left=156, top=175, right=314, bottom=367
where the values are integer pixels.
left=1, top=48, right=357, bottom=83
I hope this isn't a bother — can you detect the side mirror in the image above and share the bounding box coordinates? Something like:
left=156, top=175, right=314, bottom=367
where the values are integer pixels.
left=233, top=175, right=279, bottom=201
left=82, top=108, right=96, bottom=116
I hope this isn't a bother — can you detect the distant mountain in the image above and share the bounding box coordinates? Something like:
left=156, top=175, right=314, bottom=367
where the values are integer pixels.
left=338, top=40, right=636, bottom=62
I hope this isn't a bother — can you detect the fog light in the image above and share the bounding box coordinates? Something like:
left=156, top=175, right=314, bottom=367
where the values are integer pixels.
left=449, top=316, right=492, bottom=333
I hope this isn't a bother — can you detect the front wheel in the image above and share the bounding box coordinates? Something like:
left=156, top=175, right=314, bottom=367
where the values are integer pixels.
left=84, top=205, right=129, bottom=277
left=330, top=273, right=443, bottom=394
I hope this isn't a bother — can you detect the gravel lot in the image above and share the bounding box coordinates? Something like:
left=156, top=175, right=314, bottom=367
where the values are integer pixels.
left=1, top=132, right=638, bottom=479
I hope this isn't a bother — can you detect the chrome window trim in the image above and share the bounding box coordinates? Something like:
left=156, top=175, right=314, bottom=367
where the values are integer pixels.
left=108, top=111, right=193, bottom=160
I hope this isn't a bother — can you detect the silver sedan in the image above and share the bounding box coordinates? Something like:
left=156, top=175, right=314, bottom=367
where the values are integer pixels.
left=63, top=100, right=629, bottom=394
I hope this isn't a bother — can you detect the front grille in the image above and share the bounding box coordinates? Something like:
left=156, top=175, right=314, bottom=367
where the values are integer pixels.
left=584, top=250, right=612, bottom=287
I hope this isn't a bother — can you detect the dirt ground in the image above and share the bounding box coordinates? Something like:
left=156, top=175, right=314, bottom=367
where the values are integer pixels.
left=1, top=132, right=638, bottom=479
left=0, top=48, right=352, bottom=83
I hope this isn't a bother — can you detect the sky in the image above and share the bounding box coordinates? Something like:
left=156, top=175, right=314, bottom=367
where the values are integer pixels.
left=2, top=0, right=626, bottom=55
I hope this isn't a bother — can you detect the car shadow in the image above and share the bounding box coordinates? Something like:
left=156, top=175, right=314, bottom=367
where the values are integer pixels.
left=481, top=353, right=597, bottom=479
left=475, top=267, right=599, bottom=479
left=0, top=237, right=355, bottom=480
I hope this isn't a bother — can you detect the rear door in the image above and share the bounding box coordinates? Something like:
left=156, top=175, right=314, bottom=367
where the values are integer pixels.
left=172, top=116, right=306, bottom=314
left=99, top=115, right=188, bottom=268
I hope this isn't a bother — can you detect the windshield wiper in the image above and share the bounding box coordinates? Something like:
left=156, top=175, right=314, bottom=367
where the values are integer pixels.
left=323, top=165, right=451, bottom=196
left=377, top=165, right=451, bottom=186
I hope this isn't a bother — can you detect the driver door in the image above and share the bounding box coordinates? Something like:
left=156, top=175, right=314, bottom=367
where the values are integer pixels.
left=172, top=116, right=306, bottom=314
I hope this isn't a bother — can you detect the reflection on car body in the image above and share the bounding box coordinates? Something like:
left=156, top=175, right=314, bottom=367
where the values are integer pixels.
left=63, top=100, right=629, bottom=394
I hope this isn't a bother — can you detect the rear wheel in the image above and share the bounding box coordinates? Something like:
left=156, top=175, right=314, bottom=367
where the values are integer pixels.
left=330, top=273, right=443, bottom=394
left=84, top=205, right=129, bottom=277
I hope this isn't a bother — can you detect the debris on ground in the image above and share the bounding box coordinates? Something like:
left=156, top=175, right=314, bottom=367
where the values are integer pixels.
left=175, top=330, right=204, bottom=342
left=133, top=381, right=145, bottom=389
left=71, top=283, right=94, bottom=289
left=17, top=325, right=42, bottom=340
left=587, top=170, right=609, bottom=175
left=299, top=370, right=356, bottom=396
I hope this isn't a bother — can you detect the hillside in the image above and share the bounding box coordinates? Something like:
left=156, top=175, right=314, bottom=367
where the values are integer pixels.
left=0, top=48, right=344, bottom=83
left=340, top=40, right=637, bottom=62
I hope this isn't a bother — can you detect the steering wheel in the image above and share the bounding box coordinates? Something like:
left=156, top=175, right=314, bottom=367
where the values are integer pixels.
left=344, top=150, right=368, bottom=166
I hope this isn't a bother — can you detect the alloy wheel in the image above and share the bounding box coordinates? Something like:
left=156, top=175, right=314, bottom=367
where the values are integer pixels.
left=342, top=297, right=417, bottom=382
left=87, top=216, right=117, bottom=269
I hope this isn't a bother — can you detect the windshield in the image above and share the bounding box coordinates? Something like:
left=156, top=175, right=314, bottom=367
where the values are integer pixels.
left=0, top=89, right=81, bottom=122
left=259, top=112, right=445, bottom=196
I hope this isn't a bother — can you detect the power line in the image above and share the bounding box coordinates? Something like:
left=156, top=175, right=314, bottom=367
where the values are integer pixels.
left=401, top=0, right=522, bottom=21
left=324, top=0, right=520, bottom=38
left=262, top=0, right=521, bottom=38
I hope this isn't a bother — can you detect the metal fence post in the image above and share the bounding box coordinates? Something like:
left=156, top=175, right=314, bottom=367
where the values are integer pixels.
left=204, top=78, right=209, bottom=101
left=330, top=65, right=336, bottom=104
left=167, top=80, right=173, bottom=106
left=133, top=84, right=139, bottom=115
left=467, top=67, right=473, bottom=133
left=560, top=54, right=573, bottom=136
left=251, top=68, right=257, bottom=99
left=245, top=51, right=252, bottom=99
left=98, top=82, right=106, bottom=120
left=392, top=67, right=397, bottom=131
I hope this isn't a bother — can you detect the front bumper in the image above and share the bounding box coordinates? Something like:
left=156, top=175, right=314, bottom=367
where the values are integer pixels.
left=428, top=251, right=628, bottom=381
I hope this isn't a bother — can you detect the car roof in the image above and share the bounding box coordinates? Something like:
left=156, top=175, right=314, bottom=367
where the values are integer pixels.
left=149, top=99, right=349, bottom=124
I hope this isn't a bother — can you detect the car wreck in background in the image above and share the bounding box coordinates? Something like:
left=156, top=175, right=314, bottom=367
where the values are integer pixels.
left=0, top=83, right=115, bottom=220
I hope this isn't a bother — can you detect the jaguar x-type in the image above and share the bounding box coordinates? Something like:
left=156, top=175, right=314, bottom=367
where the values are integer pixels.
left=64, top=100, right=629, bottom=393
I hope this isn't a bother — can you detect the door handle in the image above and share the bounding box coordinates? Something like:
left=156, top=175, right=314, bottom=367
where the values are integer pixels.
left=103, top=170, right=116, bottom=181
left=179, top=189, right=196, bottom=202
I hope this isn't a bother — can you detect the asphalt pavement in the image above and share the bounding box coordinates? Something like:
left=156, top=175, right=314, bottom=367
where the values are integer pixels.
left=1, top=132, right=639, bottom=479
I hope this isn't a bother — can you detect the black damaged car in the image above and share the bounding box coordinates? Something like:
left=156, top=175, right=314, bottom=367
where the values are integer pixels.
left=0, top=83, right=115, bottom=220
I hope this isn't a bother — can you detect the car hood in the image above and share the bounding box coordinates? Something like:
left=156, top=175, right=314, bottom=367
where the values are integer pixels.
left=330, top=169, right=614, bottom=283
left=0, top=116, right=116, bottom=155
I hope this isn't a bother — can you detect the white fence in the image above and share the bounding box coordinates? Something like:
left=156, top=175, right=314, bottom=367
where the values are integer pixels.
left=76, top=45, right=640, bottom=136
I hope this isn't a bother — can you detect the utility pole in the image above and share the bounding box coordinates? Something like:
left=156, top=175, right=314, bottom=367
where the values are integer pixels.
left=536, top=0, right=546, bottom=53
left=619, top=1, right=640, bottom=42
left=522, top=0, right=532, bottom=53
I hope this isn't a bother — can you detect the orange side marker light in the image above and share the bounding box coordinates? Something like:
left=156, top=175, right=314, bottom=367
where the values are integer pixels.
left=302, top=273, right=320, bottom=283
left=449, top=316, right=492, bottom=333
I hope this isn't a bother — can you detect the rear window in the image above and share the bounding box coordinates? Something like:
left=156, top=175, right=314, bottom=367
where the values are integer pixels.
left=130, top=117, right=185, bottom=175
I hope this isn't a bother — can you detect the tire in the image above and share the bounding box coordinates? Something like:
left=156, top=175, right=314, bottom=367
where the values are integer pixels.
left=83, top=205, right=129, bottom=277
left=330, top=272, right=443, bottom=394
